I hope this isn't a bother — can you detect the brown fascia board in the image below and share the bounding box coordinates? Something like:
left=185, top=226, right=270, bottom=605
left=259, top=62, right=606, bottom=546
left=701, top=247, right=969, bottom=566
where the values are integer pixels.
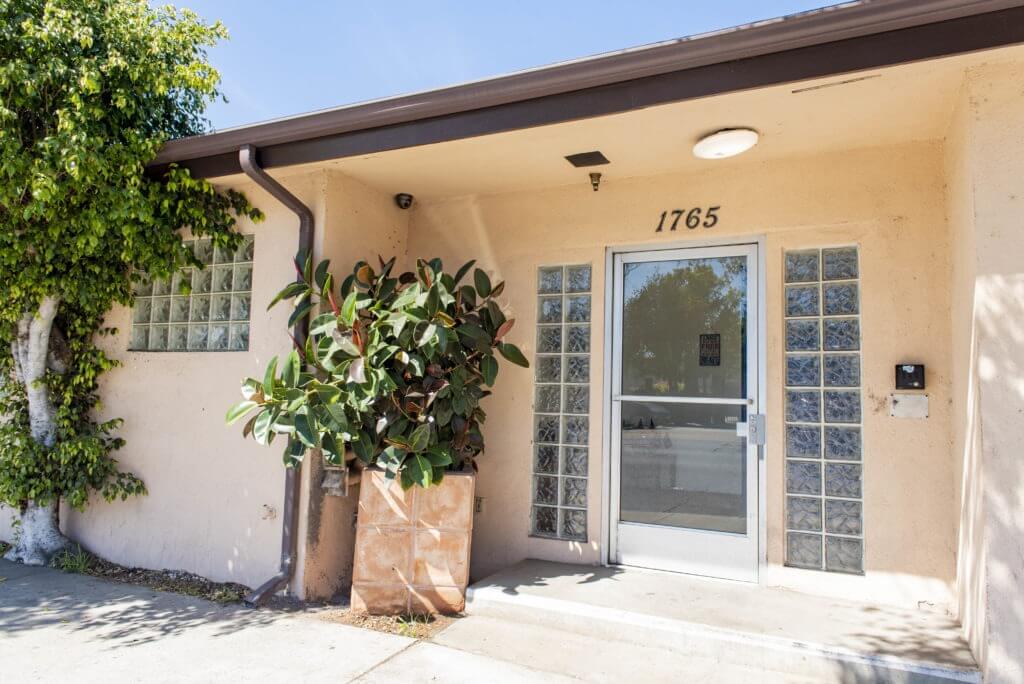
left=152, top=0, right=1024, bottom=178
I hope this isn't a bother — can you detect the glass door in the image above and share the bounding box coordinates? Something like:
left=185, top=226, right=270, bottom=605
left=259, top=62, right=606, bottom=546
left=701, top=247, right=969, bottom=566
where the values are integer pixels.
left=610, top=244, right=759, bottom=581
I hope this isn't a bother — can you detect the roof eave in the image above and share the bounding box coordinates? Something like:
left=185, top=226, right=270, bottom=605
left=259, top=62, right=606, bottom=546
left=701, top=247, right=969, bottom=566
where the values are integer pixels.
left=152, top=0, right=1024, bottom=177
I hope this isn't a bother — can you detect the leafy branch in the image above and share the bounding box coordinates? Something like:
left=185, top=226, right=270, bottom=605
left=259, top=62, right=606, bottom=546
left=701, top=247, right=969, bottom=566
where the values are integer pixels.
left=228, top=256, right=528, bottom=489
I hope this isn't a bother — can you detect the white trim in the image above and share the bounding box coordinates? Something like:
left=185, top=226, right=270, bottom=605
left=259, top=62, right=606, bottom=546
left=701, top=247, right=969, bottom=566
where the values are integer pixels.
left=756, top=235, right=768, bottom=578
left=602, top=237, right=767, bottom=583
left=599, top=248, right=615, bottom=567
left=614, top=395, right=751, bottom=405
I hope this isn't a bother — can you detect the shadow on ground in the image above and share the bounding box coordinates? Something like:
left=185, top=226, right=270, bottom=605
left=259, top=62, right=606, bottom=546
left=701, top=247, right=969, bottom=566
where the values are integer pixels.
left=0, top=559, right=279, bottom=649
left=472, top=560, right=625, bottom=596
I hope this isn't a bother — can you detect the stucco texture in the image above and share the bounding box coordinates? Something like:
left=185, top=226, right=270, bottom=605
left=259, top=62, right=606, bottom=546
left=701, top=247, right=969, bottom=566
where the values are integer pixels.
left=294, top=170, right=409, bottom=601
left=945, top=61, right=1024, bottom=684
left=406, top=141, right=957, bottom=608
left=60, top=177, right=313, bottom=588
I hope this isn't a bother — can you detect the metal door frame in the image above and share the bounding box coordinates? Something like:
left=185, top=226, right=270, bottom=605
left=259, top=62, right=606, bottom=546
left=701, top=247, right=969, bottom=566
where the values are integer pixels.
left=600, top=236, right=767, bottom=582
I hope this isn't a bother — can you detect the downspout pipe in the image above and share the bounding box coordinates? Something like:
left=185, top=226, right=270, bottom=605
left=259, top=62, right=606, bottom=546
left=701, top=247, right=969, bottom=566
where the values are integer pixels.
left=238, top=144, right=315, bottom=607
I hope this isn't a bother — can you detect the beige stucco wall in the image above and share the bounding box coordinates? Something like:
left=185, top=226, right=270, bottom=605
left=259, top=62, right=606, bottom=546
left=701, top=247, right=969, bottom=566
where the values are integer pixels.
left=49, top=165, right=404, bottom=599
left=60, top=175, right=316, bottom=589
left=294, top=170, right=410, bottom=601
left=407, top=141, right=958, bottom=608
left=945, top=77, right=986, bottom=672
left=946, top=62, right=1024, bottom=684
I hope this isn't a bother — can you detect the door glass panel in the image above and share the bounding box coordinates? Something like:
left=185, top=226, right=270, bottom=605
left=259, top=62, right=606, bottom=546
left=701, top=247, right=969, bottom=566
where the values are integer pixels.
left=619, top=402, right=747, bottom=534
left=621, top=257, right=747, bottom=398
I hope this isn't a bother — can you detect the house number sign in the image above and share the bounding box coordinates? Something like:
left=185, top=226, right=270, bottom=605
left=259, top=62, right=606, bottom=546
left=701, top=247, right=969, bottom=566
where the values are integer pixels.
left=655, top=206, right=720, bottom=232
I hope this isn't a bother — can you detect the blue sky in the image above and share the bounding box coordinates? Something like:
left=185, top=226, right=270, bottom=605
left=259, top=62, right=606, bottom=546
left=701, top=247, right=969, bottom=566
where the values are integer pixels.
left=184, top=1, right=839, bottom=131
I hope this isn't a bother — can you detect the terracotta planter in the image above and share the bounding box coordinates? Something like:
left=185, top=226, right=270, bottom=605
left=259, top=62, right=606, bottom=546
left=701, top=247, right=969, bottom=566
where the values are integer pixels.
left=350, top=468, right=474, bottom=615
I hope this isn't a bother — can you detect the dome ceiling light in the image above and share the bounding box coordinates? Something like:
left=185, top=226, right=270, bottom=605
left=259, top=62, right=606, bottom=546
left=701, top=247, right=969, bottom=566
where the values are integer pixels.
left=693, top=128, right=760, bottom=160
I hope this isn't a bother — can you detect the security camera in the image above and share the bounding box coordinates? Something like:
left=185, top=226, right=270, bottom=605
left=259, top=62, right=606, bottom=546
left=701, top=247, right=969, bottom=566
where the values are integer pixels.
left=394, top=193, right=414, bottom=210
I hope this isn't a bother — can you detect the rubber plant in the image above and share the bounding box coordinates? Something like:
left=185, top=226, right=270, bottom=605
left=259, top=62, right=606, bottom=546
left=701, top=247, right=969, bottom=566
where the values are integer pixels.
left=227, top=257, right=529, bottom=488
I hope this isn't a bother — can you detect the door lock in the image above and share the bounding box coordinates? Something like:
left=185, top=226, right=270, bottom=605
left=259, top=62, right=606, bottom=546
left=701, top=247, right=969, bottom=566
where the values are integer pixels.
left=737, top=414, right=767, bottom=446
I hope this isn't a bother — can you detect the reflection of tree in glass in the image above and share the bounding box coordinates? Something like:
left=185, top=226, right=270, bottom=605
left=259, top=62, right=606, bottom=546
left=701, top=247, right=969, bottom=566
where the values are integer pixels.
left=622, top=258, right=746, bottom=398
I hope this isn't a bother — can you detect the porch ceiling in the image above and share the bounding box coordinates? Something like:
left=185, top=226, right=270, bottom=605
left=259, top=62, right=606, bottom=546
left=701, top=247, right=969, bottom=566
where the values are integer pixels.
left=299, top=46, right=1019, bottom=200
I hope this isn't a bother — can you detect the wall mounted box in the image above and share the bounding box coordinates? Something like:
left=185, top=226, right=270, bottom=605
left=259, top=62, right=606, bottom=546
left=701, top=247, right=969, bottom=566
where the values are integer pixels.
left=895, top=364, right=925, bottom=390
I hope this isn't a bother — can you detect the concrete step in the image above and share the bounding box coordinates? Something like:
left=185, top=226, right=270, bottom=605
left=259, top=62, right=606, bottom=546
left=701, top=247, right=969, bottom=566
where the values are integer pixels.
left=465, top=573, right=980, bottom=684
left=431, top=613, right=821, bottom=683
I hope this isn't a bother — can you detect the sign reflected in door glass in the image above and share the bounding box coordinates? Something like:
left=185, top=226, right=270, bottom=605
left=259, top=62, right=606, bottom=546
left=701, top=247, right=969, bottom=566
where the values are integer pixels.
left=699, top=334, right=721, bottom=367
left=621, top=257, right=747, bottom=398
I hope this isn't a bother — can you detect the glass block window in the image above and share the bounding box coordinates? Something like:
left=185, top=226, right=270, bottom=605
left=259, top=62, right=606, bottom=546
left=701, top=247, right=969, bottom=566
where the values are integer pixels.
left=130, top=236, right=254, bottom=352
left=783, top=247, right=863, bottom=574
left=531, top=264, right=592, bottom=541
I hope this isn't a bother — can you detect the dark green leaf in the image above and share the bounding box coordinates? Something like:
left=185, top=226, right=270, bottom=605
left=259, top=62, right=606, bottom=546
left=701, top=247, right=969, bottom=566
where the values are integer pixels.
left=473, top=268, right=492, bottom=297
left=402, top=453, right=433, bottom=489
left=425, top=284, right=440, bottom=316
left=453, top=260, right=476, bottom=286
left=459, top=285, right=477, bottom=310
left=498, top=343, right=530, bottom=368
left=426, top=446, right=453, bottom=467
left=267, top=282, right=309, bottom=310
left=314, top=259, right=331, bottom=289
left=409, top=423, right=431, bottom=452
left=288, top=297, right=314, bottom=329
left=352, top=430, right=375, bottom=464
left=294, top=412, right=318, bottom=448
left=324, top=403, right=349, bottom=431
left=283, top=439, right=305, bottom=467
left=480, top=355, right=499, bottom=386
left=321, top=433, right=343, bottom=465
left=457, top=323, right=491, bottom=352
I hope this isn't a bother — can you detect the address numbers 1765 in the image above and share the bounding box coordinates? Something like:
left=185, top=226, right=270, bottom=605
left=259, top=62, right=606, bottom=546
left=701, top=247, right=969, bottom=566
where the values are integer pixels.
left=655, top=206, right=720, bottom=232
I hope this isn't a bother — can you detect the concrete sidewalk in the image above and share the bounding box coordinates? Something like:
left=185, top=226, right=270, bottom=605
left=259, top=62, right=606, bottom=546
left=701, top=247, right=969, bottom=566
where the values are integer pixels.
left=0, top=559, right=809, bottom=682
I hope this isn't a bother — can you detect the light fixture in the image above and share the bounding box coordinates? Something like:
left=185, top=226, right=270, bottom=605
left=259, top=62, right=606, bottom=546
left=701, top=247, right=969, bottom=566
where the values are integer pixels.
left=693, top=128, right=759, bottom=160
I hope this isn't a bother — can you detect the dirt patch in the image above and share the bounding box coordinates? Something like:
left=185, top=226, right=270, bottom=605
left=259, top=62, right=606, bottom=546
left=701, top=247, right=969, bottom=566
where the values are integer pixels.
left=316, top=608, right=457, bottom=639
left=53, top=547, right=248, bottom=604
left=45, top=546, right=457, bottom=639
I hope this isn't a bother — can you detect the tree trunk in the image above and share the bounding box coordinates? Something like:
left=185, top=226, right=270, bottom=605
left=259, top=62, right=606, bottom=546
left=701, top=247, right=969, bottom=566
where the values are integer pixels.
left=7, top=296, right=69, bottom=565
left=3, top=500, right=67, bottom=566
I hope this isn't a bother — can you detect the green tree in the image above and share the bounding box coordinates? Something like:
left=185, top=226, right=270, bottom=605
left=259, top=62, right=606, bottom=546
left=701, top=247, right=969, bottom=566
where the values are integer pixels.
left=622, top=259, right=746, bottom=398
left=0, top=0, right=260, bottom=565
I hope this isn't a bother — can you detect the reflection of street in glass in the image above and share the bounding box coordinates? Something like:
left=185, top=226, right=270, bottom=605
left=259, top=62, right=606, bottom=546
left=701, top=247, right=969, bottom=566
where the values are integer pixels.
left=620, top=402, right=747, bottom=534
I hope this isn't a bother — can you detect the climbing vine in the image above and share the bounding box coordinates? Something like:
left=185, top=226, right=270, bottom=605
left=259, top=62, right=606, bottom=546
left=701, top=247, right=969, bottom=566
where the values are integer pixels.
left=0, top=0, right=260, bottom=562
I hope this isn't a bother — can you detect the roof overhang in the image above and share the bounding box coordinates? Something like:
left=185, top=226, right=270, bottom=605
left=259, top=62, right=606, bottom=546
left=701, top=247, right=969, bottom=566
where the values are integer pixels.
left=151, top=0, right=1024, bottom=179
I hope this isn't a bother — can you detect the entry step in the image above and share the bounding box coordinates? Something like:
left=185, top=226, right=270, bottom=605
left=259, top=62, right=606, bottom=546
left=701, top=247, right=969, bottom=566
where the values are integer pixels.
left=465, top=560, right=979, bottom=684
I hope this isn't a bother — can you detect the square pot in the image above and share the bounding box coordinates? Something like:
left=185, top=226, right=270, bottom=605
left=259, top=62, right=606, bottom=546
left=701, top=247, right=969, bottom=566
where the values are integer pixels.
left=350, top=468, right=474, bottom=615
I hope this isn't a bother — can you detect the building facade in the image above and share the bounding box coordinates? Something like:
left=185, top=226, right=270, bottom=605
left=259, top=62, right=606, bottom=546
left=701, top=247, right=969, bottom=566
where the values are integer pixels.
left=3, top=2, right=1023, bottom=680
